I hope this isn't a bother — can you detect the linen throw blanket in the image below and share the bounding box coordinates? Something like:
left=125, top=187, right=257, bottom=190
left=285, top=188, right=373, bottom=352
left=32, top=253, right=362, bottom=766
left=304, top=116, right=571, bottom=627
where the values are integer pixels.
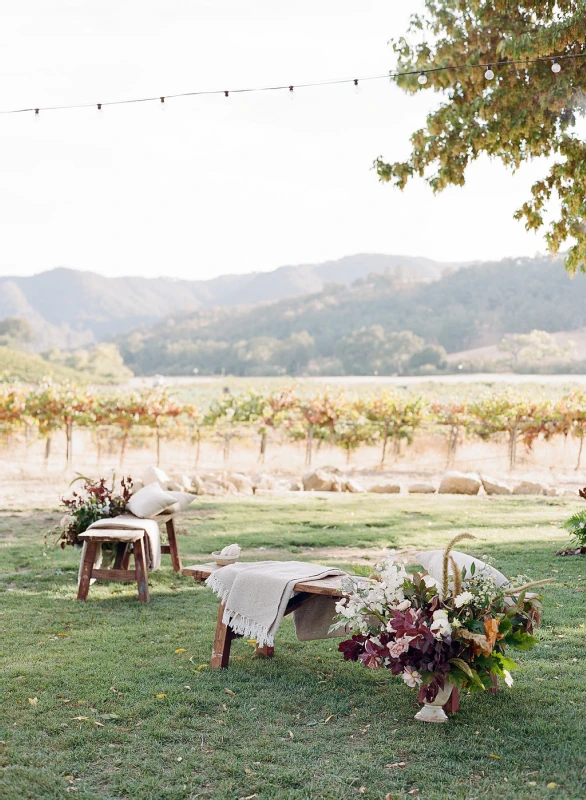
left=77, top=514, right=162, bottom=585
left=205, top=561, right=345, bottom=648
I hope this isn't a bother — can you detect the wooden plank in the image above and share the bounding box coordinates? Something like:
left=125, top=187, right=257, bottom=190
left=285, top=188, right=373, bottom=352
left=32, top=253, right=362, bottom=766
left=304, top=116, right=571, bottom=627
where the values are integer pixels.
left=79, top=531, right=143, bottom=543
left=77, top=540, right=98, bottom=601
left=133, top=538, right=150, bottom=602
left=182, top=563, right=345, bottom=597
left=91, top=568, right=138, bottom=581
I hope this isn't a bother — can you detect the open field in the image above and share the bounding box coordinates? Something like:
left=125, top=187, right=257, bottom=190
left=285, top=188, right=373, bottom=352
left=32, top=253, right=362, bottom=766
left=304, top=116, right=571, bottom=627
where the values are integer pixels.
left=2, top=494, right=586, bottom=799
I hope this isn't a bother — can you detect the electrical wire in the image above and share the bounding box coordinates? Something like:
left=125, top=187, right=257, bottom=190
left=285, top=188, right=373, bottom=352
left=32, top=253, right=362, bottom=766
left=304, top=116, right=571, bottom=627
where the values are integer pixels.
left=1, top=50, right=584, bottom=116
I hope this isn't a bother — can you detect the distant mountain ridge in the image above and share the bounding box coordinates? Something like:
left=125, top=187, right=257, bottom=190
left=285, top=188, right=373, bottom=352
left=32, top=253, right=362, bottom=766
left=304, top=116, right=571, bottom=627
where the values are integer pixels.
left=114, top=253, right=586, bottom=376
left=0, top=254, right=462, bottom=349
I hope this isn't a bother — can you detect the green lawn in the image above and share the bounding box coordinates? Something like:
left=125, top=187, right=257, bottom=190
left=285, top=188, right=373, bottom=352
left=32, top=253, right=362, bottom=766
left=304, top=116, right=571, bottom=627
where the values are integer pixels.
left=1, top=495, right=586, bottom=800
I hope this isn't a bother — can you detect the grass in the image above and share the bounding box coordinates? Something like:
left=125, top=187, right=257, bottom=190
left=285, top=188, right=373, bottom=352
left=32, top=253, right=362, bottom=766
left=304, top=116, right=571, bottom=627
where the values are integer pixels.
left=1, top=494, right=586, bottom=799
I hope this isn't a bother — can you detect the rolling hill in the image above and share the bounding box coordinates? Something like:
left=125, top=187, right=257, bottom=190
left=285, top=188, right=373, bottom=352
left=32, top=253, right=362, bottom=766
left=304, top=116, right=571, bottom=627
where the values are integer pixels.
left=115, top=254, right=586, bottom=376
left=0, top=253, right=460, bottom=350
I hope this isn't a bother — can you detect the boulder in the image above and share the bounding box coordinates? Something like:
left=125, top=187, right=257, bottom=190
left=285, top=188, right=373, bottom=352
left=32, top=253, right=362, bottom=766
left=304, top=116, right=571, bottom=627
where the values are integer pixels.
left=225, top=473, right=254, bottom=495
left=288, top=480, right=303, bottom=492
left=438, top=471, right=481, bottom=495
left=331, top=476, right=344, bottom=492
left=513, top=481, right=547, bottom=496
left=200, top=481, right=227, bottom=496
left=544, top=487, right=562, bottom=497
left=251, top=473, right=278, bottom=491
left=302, top=469, right=336, bottom=492
left=480, top=475, right=512, bottom=496
left=190, top=475, right=206, bottom=495
left=344, top=479, right=366, bottom=493
left=370, top=483, right=401, bottom=494
left=408, top=482, right=436, bottom=494
left=181, top=475, right=194, bottom=492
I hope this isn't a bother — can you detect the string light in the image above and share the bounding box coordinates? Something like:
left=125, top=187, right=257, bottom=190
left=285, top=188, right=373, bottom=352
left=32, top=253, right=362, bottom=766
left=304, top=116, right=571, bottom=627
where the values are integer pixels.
left=12, top=49, right=582, bottom=119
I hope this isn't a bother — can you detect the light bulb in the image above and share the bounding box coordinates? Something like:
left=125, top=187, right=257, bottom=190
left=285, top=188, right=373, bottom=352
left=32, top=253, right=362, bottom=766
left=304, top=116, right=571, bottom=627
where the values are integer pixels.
left=417, top=71, right=428, bottom=85
left=551, top=58, right=561, bottom=73
left=353, top=78, right=361, bottom=94
left=34, top=108, right=40, bottom=119
left=160, top=96, right=166, bottom=111
left=96, top=103, right=103, bottom=118
left=484, top=67, right=494, bottom=80
left=289, top=85, right=294, bottom=100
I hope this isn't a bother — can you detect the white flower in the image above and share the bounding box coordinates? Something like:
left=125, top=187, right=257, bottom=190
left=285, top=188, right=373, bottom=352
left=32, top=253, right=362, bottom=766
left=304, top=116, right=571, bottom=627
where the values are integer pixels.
left=454, top=591, right=474, bottom=608
left=394, top=599, right=411, bottom=612
left=220, top=543, right=241, bottom=557
left=402, top=667, right=422, bottom=688
left=504, top=669, right=514, bottom=688
left=430, top=609, right=452, bottom=639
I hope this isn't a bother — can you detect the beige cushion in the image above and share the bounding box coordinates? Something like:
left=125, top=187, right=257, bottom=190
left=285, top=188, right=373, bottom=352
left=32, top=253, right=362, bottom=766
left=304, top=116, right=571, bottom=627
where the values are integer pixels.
left=166, top=491, right=197, bottom=511
left=79, top=530, right=144, bottom=542
left=415, top=550, right=508, bottom=587
left=142, top=466, right=170, bottom=486
left=126, top=482, right=178, bottom=519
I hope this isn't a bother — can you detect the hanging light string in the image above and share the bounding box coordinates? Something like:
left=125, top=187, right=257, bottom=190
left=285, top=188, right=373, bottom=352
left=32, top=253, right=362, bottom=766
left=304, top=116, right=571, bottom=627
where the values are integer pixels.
left=4, top=50, right=585, bottom=117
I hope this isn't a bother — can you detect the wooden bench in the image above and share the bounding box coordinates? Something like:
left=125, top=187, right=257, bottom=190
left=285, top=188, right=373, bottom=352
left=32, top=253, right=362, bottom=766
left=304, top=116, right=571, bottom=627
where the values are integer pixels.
left=182, top=563, right=345, bottom=669
left=182, top=562, right=461, bottom=714
left=77, top=514, right=181, bottom=602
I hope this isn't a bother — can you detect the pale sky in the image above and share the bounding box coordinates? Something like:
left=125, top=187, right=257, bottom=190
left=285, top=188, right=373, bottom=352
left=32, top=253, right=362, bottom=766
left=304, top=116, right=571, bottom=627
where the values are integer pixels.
left=0, top=1, right=562, bottom=280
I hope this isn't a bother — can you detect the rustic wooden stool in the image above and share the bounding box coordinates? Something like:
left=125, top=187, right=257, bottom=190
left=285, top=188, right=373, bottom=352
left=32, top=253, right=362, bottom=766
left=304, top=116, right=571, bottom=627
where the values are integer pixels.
left=77, top=513, right=181, bottom=602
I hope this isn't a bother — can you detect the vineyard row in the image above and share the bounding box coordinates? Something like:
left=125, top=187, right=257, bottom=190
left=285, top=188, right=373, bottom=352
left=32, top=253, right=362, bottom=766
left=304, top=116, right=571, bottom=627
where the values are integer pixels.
left=1, top=381, right=586, bottom=470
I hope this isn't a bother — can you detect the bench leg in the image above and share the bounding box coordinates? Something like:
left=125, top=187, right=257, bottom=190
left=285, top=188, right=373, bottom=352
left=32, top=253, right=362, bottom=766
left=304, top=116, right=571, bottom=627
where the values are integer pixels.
left=166, top=518, right=182, bottom=573
left=254, top=644, right=275, bottom=658
left=113, top=542, right=129, bottom=569
left=133, top=538, right=150, bottom=602
left=77, top=540, right=99, bottom=601
left=211, top=603, right=236, bottom=668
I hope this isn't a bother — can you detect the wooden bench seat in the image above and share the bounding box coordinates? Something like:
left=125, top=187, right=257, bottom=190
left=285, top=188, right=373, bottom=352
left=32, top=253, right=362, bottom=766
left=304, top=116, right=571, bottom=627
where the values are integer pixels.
left=182, top=563, right=345, bottom=668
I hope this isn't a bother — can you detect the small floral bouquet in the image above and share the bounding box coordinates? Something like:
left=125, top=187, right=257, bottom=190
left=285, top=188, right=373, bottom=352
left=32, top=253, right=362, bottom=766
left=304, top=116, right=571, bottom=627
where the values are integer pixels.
left=336, top=534, right=550, bottom=722
left=54, top=474, right=133, bottom=548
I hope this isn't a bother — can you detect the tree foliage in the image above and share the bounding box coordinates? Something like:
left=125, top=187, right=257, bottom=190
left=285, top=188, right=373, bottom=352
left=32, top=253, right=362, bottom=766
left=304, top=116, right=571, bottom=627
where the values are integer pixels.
left=377, top=1, right=586, bottom=273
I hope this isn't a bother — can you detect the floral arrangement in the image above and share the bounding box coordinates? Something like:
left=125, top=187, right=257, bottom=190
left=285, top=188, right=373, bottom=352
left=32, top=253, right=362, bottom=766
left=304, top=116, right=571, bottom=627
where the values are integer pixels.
left=559, top=487, right=586, bottom=555
left=336, top=534, right=549, bottom=720
left=55, top=474, right=133, bottom=548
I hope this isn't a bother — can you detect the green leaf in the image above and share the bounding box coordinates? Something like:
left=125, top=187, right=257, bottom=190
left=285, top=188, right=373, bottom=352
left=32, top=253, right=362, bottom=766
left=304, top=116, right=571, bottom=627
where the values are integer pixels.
left=506, top=631, right=538, bottom=651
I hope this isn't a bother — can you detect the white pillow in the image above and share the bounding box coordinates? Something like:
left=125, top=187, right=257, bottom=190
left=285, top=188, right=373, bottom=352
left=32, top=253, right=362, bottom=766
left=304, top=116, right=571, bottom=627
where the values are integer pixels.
left=415, top=550, right=509, bottom=587
left=142, top=466, right=170, bottom=486
left=166, top=491, right=197, bottom=511
left=126, top=482, right=178, bottom=519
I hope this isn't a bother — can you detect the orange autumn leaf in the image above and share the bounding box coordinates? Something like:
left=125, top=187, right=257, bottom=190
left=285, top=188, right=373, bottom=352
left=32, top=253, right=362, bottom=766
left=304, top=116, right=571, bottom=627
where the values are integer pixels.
left=484, top=618, right=501, bottom=652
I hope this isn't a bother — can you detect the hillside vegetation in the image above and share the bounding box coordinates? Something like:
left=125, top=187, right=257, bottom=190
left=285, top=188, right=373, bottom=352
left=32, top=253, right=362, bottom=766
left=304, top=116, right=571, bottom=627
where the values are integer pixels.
left=0, top=346, right=90, bottom=383
left=0, top=254, right=454, bottom=350
left=117, top=255, right=586, bottom=376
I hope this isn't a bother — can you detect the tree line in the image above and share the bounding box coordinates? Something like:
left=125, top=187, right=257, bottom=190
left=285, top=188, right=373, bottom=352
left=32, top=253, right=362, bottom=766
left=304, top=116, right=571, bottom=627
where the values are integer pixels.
left=1, top=381, right=586, bottom=471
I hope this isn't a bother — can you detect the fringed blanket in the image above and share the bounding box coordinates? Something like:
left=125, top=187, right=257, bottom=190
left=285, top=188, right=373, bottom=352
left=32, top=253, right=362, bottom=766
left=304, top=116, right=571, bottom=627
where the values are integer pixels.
left=205, top=561, right=346, bottom=648
left=77, top=514, right=162, bottom=585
